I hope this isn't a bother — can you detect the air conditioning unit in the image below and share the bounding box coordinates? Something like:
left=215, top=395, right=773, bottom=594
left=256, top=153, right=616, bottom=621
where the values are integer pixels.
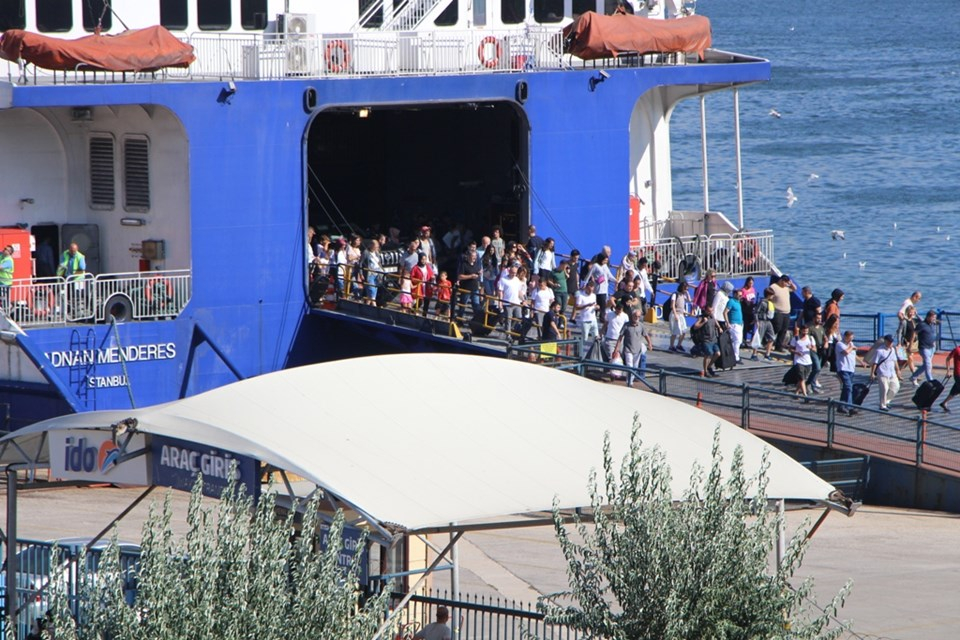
left=277, top=13, right=315, bottom=39
left=285, top=42, right=319, bottom=76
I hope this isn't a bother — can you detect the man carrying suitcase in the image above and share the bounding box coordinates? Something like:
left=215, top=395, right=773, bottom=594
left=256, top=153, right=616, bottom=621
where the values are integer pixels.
left=939, top=344, right=960, bottom=413
left=869, top=335, right=899, bottom=412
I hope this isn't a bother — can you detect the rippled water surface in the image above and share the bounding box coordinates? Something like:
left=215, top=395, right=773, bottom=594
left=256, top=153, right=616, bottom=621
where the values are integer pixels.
left=670, top=0, right=960, bottom=313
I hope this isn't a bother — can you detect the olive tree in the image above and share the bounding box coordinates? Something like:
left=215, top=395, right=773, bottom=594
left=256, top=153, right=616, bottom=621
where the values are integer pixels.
left=538, top=421, right=851, bottom=640
left=46, top=476, right=391, bottom=640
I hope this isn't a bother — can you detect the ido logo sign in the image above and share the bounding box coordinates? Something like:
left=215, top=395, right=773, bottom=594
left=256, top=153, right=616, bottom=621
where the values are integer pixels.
left=65, top=437, right=120, bottom=474
left=49, top=430, right=150, bottom=485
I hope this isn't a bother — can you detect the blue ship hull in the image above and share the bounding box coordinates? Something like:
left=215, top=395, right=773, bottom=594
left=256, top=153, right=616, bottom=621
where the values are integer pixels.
left=0, top=56, right=769, bottom=427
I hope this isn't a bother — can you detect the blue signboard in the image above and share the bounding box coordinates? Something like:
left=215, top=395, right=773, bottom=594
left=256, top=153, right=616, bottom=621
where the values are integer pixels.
left=151, top=435, right=259, bottom=499
left=320, top=521, right=368, bottom=584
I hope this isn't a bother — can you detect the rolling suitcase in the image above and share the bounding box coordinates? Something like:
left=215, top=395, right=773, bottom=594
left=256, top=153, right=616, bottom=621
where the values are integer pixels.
left=719, top=331, right=737, bottom=370
left=852, top=381, right=871, bottom=406
left=912, top=376, right=946, bottom=410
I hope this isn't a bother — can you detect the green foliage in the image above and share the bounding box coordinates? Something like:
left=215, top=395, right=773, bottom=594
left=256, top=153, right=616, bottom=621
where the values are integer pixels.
left=538, top=419, right=851, bottom=640
left=47, top=476, right=391, bottom=640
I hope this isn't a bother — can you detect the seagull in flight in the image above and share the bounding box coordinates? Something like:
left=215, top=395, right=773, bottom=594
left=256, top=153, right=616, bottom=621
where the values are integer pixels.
left=859, top=261, right=867, bottom=269
left=831, top=230, right=845, bottom=240
left=769, top=108, right=782, bottom=119
left=808, top=173, right=820, bottom=182
left=786, top=187, right=797, bottom=207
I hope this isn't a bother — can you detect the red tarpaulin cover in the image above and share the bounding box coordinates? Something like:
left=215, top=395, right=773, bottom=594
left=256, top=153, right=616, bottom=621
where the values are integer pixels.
left=0, top=26, right=195, bottom=72
left=563, top=12, right=712, bottom=61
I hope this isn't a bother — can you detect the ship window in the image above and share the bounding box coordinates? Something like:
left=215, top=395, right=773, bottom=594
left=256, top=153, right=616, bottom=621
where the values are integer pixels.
left=240, top=0, right=267, bottom=30
left=82, top=0, right=112, bottom=31
left=36, top=0, right=71, bottom=32
left=534, top=0, right=563, bottom=23
left=573, top=0, right=596, bottom=18
left=160, top=0, right=188, bottom=30
left=501, top=0, right=523, bottom=25
left=359, top=0, right=384, bottom=28
left=434, top=0, right=457, bottom=26
left=473, top=0, right=486, bottom=26
left=0, top=0, right=26, bottom=31
left=603, top=0, right=620, bottom=13
left=198, top=0, right=231, bottom=30
left=123, top=136, right=151, bottom=212
left=89, top=135, right=116, bottom=210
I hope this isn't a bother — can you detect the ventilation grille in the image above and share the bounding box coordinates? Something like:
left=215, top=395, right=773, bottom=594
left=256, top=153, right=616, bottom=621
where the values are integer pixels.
left=89, top=136, right=115, bottom=209
left=124, top=137, right=150, bottom=212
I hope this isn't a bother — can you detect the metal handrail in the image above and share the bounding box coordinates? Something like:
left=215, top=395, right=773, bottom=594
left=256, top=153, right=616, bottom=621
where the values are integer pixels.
left=2, top=270, right=191, bottom=327
left=505, top=345, right=960, bottom=474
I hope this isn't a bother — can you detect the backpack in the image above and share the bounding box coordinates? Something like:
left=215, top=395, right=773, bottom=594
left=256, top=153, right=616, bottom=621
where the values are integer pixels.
left=755, top=298, right=773, bottom=321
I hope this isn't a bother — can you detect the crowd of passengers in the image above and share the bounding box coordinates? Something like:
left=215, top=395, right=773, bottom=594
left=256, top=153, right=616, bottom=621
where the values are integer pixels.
left=307, top=223, right=960, bottom=412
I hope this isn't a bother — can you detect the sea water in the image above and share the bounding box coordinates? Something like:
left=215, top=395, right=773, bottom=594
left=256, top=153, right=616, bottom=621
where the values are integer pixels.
left=669, top=0, right=960, bottom=315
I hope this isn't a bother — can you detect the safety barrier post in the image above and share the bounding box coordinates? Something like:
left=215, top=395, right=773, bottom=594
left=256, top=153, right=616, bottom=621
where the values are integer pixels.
left=916, top=411, right=927, bottom=467
left=826, top=399, right=836, bottom=448
left=740, top=384, right=750, bottom=431
left=658, top=369, right=667, bottom=395
left=696, top=372, right=704, bottom=408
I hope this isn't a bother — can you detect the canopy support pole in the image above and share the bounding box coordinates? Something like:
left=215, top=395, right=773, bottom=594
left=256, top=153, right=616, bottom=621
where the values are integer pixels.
left=450, top=524, right=460, bottom=640
left=372, top=531, right=464, bottom=640
left=6, top=466, right=19, bottom=639
left=84, top=485, right=156, bottom=552
left=776, top=498, right=786, bottom=568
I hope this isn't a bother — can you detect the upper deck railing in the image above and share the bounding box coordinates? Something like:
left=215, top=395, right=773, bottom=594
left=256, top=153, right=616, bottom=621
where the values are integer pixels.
left=2, top=26, right=733, bottom=86
left=0, top=269, right=191, bottom=327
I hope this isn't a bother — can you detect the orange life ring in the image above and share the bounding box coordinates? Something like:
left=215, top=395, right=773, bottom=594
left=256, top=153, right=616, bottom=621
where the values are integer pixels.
left=737, top=237, right=760, bottom=267
left=477, top=36, right=502, bottom=69
left=325, top=40, right=350, bottom=74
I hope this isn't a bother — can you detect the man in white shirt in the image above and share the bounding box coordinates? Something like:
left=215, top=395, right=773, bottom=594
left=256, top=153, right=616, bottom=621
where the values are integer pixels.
left=497, top=264, right=525, bottom=337
left=870, top=334, right=900, bottom=411
left=413, top=606, right=451, bottom=640
left=711, top=281, right=732, bottom=327
left=836, top=330, right=859, bottom=415
left=574, top=279, right=600, bottom=343
left=603, top=302, right=629, bottom=362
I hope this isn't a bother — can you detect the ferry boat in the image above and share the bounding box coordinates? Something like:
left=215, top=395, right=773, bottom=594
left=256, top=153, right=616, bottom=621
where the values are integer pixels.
left=0, top=0, right=778, bottom=428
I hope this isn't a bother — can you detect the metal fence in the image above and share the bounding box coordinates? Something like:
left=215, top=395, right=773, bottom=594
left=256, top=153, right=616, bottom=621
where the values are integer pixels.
left=0, top=539, right=141, bottom=638
left=843, top=311, right=960, bottom=351
left=2, top=270, right=191, bottom=327
left=386, top=589, right=582, bottom=640
left=631, top=230, right=775, bottom=280
left=507, top=341, right=960, bottom=476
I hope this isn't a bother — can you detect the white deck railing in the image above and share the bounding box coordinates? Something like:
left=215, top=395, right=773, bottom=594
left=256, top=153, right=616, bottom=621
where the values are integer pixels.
left=1, top=269, right=191, bottom=328
left=632, top=230, right=775, bottom=280
left=172, top=28, right=568, bottom=80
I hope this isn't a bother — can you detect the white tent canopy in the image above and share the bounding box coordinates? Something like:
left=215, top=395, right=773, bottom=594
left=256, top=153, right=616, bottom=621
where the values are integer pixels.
left=0, top=354, right=839, bottom=538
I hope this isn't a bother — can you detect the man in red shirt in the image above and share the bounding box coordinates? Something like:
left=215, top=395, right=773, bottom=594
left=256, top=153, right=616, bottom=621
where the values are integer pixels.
left=941, top=344, right=960, bottom=413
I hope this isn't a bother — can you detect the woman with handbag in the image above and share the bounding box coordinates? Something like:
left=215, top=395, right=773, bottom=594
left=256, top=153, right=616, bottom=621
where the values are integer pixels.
left=899, top=305, right=918, bottom=377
